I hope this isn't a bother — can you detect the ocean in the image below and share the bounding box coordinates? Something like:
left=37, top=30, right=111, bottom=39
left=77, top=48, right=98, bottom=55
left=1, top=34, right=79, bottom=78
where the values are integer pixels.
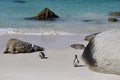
left=0, top=0, right=120, bottom=35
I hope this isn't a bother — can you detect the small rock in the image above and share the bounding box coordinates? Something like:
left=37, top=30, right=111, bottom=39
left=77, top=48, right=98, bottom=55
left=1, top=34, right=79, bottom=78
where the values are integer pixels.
left=13, top=0, right=26, bottom=3
left=110, top=12, right=120, bottom=16
left=84, top=33, right=100, bottom=41
left=70, top=44, right=85, bottom=50
left=33, top=45, right=44, bottom=52
left=82, top=19, right=93, bottom=22
left=108, top=18, right=118, bottom=22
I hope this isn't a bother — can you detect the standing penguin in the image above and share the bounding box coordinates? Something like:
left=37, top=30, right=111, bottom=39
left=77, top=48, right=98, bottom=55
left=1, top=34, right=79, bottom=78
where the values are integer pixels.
left=73, top=55, right=80, bottom=67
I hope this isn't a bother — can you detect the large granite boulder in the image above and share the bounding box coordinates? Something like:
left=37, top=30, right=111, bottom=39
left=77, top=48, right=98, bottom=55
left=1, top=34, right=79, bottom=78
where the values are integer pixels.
left=25, top=8, right=59, bottom=20
left=84, top=33, right=100, bottom=41
left=110, top=12, right=120, bottom=16
left=4, top=39, right=44, bottom=54
left=82, top=30, right=120, bottom=75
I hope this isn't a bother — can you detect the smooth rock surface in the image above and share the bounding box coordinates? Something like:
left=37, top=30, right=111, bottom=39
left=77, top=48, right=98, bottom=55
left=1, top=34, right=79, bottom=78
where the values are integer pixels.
left=82, top=30, right=120, bottom=75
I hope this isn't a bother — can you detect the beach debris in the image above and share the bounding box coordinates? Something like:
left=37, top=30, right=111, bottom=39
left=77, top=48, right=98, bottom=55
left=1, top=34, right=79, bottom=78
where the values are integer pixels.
left=70, top=44, right=85, bottom=50
left=82, top=30, right=120, bottom=75
left=108, top=18, right=118, bottom=22
left=73, top=55, right=80, bottom=67
left=110, top=12, right=120, bottom=16
left=4, top=39, right=44, bottom=54
left=25, top=8, right=59, bottom=20
left=39, top=51, right=48, bottom=59
left=13, top=0, right=26, bottom=3
left=84, top=32, right=100, bottom=41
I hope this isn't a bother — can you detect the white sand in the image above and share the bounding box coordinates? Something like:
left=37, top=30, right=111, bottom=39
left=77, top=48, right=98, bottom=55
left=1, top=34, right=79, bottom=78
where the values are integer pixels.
left=0, top=35, right=120, bottom=80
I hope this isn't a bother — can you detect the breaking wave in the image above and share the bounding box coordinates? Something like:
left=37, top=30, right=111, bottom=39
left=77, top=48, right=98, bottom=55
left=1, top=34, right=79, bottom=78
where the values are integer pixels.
left=0, top=28, right=78, bottom=36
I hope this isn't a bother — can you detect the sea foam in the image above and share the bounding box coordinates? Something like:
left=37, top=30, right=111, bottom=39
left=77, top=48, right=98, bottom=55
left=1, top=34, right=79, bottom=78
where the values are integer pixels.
left=0, top=28, right=78, bottom=36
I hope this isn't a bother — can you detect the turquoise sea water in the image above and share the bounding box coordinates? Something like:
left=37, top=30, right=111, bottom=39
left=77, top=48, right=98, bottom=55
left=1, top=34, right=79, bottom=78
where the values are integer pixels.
left=0, top=0, right=120, bottom=35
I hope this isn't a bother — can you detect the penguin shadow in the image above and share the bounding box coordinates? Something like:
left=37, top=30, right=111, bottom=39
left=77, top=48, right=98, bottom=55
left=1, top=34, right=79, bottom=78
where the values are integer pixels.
left=74, top=65, right=86, bottom=67
left=39, top=55, right=48, bottom=59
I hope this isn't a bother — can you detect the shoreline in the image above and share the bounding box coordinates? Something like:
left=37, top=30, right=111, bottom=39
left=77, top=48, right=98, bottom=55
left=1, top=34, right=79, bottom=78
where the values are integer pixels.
left=0, top=34, right=120, bottom=80
left=0, top=34, right=87, bottom=50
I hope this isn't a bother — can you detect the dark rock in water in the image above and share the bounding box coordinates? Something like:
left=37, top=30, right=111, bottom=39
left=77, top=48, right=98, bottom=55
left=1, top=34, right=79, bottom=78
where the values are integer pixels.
left=25, top=8, right=59, bottom=21
left=108, top=18, right=118, bottom=22
left=71, top=44, right=85, bottom=50
left=13, top=0, right=26, bottom=3
left=84, top=33, right=100, bottom=41
left=110, top=12, right=120, bottom=16
left=82, top=30, right=120, bottom=75
left=82, top=19, right=93, bottom=22
left=4, top=39, right=44, bottom=54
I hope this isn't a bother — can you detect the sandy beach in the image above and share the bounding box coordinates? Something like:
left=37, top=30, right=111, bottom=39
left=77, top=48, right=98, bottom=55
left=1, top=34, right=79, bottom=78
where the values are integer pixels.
left=0, top=34, right=120, bottom=80
left=0, top=0, right=120, bottom=80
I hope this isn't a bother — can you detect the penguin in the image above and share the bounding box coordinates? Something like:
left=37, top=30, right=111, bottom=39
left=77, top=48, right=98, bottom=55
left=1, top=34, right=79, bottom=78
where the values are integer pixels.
left=73, top=55, right=80, bottom=67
